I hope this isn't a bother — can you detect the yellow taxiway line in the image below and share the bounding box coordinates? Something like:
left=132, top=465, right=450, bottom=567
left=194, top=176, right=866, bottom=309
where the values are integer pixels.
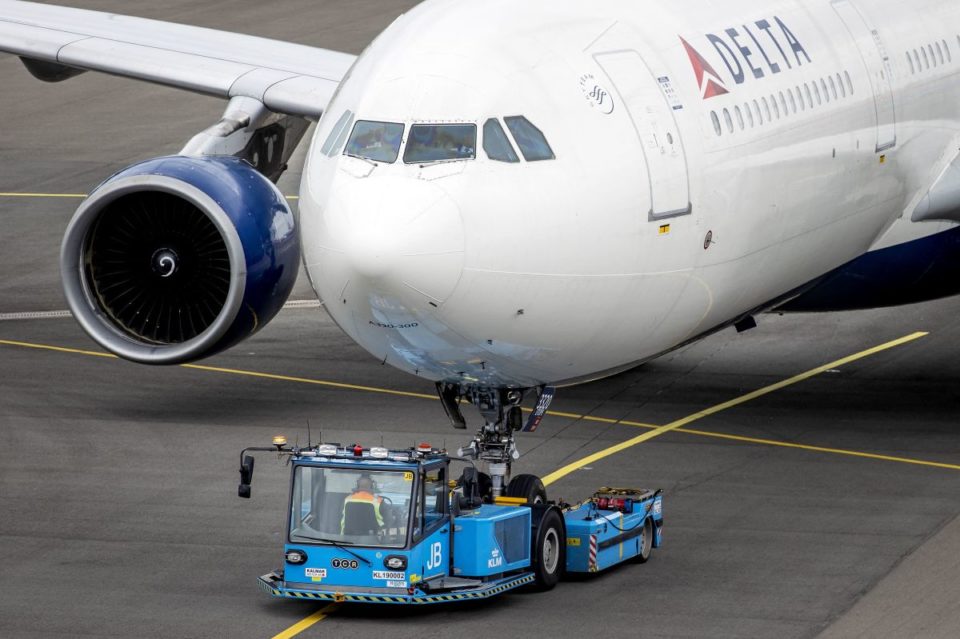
left=672, top=427, right=960, bottom=472
left=541, top=331, right=929, bottom=485
left=0, top=339, right=658, bottom=424
left=270, top=604, right=338, bottom=639
left=0, top=332, right=945, bottom=477
left=182, top=362, right=437, bottom=400
left=0, top=339, right=117, bottom=358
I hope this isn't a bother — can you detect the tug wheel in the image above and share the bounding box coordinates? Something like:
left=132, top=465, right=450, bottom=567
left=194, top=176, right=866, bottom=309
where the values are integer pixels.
left=506, top=474, right=547, bottom=504
left=633, top=517, right=653, bottom=564
left=532, top=508, right=564, bottom=589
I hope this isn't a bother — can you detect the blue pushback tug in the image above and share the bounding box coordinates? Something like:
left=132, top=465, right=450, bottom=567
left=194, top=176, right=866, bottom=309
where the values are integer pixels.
left=239, top=439, right=663, bottom=604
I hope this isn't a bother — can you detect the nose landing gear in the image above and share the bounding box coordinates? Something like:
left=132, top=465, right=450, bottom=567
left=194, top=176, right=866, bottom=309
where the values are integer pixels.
left=436, top=382, right=555, bottom=499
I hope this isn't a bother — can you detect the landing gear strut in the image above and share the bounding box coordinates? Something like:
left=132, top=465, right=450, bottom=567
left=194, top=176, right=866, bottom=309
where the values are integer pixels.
left=437, top=383, right=550, bottom=498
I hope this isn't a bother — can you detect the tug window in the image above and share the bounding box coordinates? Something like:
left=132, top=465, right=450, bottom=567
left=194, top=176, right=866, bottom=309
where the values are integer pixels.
left=422, top=469, right=446, bottom=528
left=404, top=124, right=477, bottom=164
left=483, top=118, right=520, bottom=162
left=504, top=116, right=555, bottom=161
left=288, top=466, right=414, bottom=549
left=344, top=120, right=404, bottom=163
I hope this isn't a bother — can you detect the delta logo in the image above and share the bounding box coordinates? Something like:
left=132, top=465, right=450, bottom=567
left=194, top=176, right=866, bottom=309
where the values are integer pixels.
left=682, top=16, right=812, bottom=100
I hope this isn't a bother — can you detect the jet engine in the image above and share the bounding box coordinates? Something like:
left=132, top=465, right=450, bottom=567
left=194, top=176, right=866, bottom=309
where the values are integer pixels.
left=60, top=155, right=299, bottom=364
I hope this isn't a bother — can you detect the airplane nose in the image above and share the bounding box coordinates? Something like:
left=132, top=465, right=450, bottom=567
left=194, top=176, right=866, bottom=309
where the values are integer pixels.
left=325, top=175, right=465, bottom=303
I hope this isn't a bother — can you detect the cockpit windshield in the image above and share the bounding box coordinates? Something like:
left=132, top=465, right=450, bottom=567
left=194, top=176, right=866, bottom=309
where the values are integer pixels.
left=344, top=120, right=404, bottom=163
left=333, top=117, right=550, bottom=166
left=504, top=116, right=555, bottom=161
left=289, top=466, right=413, bottom=548
left=403, top=124, right=477, bottom=164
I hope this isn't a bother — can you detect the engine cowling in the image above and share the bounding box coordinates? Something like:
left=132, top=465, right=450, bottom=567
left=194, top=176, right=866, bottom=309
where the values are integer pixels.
left=61, top=156, right=299, bottom=364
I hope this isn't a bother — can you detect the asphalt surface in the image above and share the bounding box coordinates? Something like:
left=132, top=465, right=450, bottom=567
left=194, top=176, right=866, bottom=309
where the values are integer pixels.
left=2, top=2, right=960, bottom=638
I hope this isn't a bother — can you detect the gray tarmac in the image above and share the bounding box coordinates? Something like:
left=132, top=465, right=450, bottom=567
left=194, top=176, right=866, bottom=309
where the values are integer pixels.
left=2, top=2, right=960, bottom=638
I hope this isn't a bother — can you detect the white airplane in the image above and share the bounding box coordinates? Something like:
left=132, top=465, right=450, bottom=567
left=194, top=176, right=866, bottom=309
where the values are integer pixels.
left=2, top=0, right=959, bottom=493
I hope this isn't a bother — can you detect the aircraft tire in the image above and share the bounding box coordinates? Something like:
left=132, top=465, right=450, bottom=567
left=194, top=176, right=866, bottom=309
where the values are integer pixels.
left=506, top=474, right=547, bottom=504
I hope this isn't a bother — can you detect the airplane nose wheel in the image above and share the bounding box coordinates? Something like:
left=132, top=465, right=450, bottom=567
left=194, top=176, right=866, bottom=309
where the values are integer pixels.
left=439, top=383, right=550, bottom=499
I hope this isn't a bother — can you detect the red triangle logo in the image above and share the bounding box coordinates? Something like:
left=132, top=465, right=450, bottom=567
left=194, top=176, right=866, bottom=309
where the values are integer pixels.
left=680, top=36, right=729, bottom=99
left=703, top=79, right=729, bottom=99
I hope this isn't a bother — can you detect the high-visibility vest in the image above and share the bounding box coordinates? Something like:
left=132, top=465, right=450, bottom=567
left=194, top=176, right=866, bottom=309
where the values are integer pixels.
left=341, top=491, right=384, bottom=531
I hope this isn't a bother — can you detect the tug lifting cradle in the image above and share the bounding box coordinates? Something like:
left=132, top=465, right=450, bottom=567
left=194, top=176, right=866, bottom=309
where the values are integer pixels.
left=238, top=434, right=664, bottom=604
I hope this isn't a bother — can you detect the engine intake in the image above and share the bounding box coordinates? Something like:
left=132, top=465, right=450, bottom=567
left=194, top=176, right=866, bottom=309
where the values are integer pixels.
left=61, top=156, right=299, bottom=364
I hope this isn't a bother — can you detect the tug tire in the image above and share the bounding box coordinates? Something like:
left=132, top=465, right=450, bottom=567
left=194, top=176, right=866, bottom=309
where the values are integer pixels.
left=532, top=507, right=564, bottom=589
left=632, top=517, right=654, bottom=564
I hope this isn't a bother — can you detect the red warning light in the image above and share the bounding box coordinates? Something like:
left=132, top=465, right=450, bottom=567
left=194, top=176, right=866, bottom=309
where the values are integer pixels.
left=353, top=444, right=363, bottom=457
left=595, top=497, right=633, bottom=513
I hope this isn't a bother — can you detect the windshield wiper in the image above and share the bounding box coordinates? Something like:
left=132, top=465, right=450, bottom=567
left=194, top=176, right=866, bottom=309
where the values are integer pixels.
left=343, top=153, right=378, bottom=167
left=312, top=538, right=371, bottom=566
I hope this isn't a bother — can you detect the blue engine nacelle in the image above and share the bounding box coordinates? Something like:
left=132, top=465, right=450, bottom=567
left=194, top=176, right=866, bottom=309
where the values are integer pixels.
left=61, top=156, right=299, bottom=364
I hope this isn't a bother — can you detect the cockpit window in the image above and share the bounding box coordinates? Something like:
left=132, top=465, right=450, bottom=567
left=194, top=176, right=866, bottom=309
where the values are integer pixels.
left=482, top=119, right=519, bottom=163
left=504, top=116, right=555, bottom=161
left=403, top=124, right=476, bottom=164
left=321, top=110, right=354, bottom=157
left=344, top=120, right=404, bottom=163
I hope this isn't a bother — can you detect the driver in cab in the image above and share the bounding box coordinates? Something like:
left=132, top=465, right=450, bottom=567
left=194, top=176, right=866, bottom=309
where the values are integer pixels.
left=341, top=475, right=384, bottom=534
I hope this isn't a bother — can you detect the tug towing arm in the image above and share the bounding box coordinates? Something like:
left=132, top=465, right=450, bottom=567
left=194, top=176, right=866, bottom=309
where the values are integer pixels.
left=239, top=439, right=663, bottom=604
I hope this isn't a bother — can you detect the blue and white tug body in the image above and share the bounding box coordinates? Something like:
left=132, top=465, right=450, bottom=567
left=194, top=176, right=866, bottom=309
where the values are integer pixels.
left=240, top=441, right=663, bottom=604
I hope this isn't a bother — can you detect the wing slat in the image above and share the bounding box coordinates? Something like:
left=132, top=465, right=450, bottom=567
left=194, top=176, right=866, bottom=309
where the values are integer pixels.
left=0, top=0, right=356, bottom=117
left=58, top=38, right=252, bottom=96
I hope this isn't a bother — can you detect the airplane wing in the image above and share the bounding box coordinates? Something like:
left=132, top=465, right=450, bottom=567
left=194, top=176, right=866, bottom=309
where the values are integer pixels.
left=0, top=0, right=356, bottom=119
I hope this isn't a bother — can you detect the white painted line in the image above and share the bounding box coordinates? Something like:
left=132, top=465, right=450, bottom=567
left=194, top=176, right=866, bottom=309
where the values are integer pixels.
left=283, top=299, right=322, bottom=309
left=0, top=300, right=322, bottom=321
left=0, top=310, right=73, bottom=321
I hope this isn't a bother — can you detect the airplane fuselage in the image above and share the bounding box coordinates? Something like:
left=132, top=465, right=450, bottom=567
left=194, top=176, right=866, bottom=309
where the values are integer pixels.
left=299, top=0, right=960, bottom=390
